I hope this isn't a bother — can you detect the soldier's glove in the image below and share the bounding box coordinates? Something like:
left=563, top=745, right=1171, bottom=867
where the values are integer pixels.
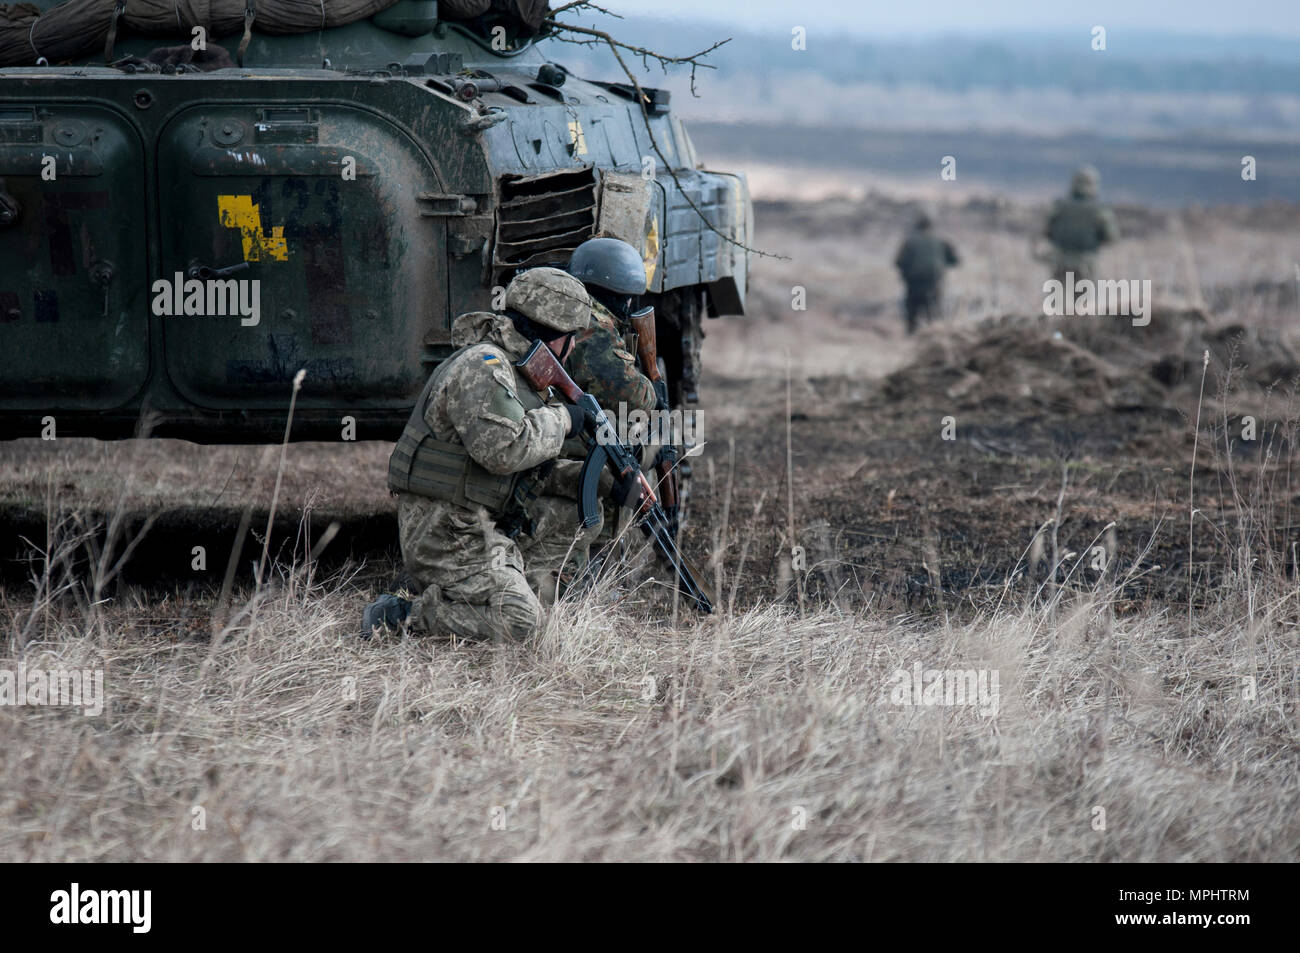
left=610, top=470, right=642, bottom=509
left=562, top=403, right=589, bottom=439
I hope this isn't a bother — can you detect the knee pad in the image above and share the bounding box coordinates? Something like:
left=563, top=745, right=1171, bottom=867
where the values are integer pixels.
left=496, top=586, right=542, bottom=641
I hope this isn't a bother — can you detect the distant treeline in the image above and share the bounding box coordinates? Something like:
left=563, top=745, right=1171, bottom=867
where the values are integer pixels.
left=555, top=19, right=1300, bottom=95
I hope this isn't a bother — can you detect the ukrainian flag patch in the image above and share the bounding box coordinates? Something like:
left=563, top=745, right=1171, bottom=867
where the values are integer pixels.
left=482, top=353, right=501, bottom=366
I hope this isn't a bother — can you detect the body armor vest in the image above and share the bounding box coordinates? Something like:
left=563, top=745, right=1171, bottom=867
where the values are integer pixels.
left=388, top=348, right=545, bottom=515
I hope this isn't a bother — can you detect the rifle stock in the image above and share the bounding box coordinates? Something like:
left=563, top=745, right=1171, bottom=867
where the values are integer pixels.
left=515, top=340, right=583, bottom=403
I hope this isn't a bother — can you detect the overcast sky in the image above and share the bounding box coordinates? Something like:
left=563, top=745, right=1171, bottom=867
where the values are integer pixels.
left=592, top=0, right=1300, bottom=38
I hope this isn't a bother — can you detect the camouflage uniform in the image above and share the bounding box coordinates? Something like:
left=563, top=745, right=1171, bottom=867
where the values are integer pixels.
left=894, top=214, right=959, bottom=335
left=568, top=298, right=655, bottom=414
left=562, top=236, right=662, bottom=552
left=565, top=299, right=658, bottom=550
left=1045, top=166, right=1119, bottom=284
left=390, top=269, right=595, bottom=641
left=565, top=236, right=656, bottom=417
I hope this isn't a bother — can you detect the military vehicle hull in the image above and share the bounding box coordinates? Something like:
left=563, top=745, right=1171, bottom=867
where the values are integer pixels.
left=0, top=10, right=751, bottom=441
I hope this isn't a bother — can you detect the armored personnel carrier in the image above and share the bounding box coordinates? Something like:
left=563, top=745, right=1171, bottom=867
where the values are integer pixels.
left=0, top=0, right=751, bottom=441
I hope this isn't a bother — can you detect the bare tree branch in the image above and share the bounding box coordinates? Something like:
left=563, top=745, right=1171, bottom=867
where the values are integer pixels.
left=547, top=16, right=726, bottom=96
left=544, top=5, right=787, bottom=262
left=548, top=0, right=620, bottom=19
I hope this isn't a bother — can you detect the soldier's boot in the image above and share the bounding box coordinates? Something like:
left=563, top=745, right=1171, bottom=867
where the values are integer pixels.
left=360, top=592, right=413, bottom=639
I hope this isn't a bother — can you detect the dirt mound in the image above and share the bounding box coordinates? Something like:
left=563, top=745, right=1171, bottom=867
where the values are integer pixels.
left=882, top=309, right=1300, bottom=417
left=882, top=315, right=1166, bottom=415
left=1149, top=323, right=1300, bottom=393
left=1060, top=307, right=1300, bottom=393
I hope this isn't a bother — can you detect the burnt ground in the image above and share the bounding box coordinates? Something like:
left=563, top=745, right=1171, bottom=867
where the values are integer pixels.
left=3, top=194, right=1299, bottom=617
left=688, top=370, right=1299, bottom=616
left=684, top=301, right=1300, bottom=615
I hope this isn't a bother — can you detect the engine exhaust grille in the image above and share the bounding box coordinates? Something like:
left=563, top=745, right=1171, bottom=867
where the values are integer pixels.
left=493, top=166, right=597, bottom=281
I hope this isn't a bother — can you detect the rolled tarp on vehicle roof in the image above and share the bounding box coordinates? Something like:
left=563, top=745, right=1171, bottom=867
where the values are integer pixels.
left=0, top=0, right=403, bottom=67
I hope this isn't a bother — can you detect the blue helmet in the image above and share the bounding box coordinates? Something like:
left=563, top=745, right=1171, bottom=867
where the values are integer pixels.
left=567, top=237, right=647, bottom=296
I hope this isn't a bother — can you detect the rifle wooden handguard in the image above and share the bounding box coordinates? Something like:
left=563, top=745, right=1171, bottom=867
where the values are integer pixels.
left=629, top=306, right=660, bottom=383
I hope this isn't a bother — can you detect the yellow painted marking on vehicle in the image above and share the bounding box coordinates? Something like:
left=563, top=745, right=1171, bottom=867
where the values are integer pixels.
left=568, top=119, right=588, bottom=156
left=643, top=214, right=660, bottom=286
left=218, top=194, right=288, bottom=262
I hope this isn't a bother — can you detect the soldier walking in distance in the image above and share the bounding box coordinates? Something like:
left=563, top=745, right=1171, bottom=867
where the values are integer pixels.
left=1043, top=165, right=1119, bottom=284
left=361, top=267, right=597, bottom=641
left=894, top=212, right=959, bottom=335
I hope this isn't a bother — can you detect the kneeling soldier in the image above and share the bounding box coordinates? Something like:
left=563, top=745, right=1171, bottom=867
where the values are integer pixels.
left=361, top=267, right=595, bottom=641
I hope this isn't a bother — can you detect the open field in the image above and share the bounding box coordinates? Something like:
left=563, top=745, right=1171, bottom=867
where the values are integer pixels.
left=2, top=171, right=1299, bottom=861
left=689, top=122, right=1300, bottom=206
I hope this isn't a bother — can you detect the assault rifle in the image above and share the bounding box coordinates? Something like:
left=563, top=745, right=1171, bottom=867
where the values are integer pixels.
left=515, top=340, right=714, bottom=614
left=627, top=306, right=681, bottom=539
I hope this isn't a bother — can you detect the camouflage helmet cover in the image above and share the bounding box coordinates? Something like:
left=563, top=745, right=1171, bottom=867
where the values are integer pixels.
left=567, top=237, right=648, bottom=295
left=1070, top=165, right=1100, bottom=198
left=504, top=266, right=591, bottom=332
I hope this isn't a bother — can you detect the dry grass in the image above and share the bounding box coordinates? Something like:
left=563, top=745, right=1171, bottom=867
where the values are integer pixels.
left=2, top=534, right=1297, bottom=861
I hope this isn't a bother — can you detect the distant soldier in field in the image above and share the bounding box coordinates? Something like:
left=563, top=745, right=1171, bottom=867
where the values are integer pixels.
left=894, top=212, right=959, bottom=334
left=361, top=267, right=597, bottom=642
left=1043, top=165, right=1120, bottom=284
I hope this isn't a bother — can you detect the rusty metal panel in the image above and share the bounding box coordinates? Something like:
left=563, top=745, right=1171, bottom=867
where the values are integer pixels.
left=596, top=170, right=651, bottom=247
